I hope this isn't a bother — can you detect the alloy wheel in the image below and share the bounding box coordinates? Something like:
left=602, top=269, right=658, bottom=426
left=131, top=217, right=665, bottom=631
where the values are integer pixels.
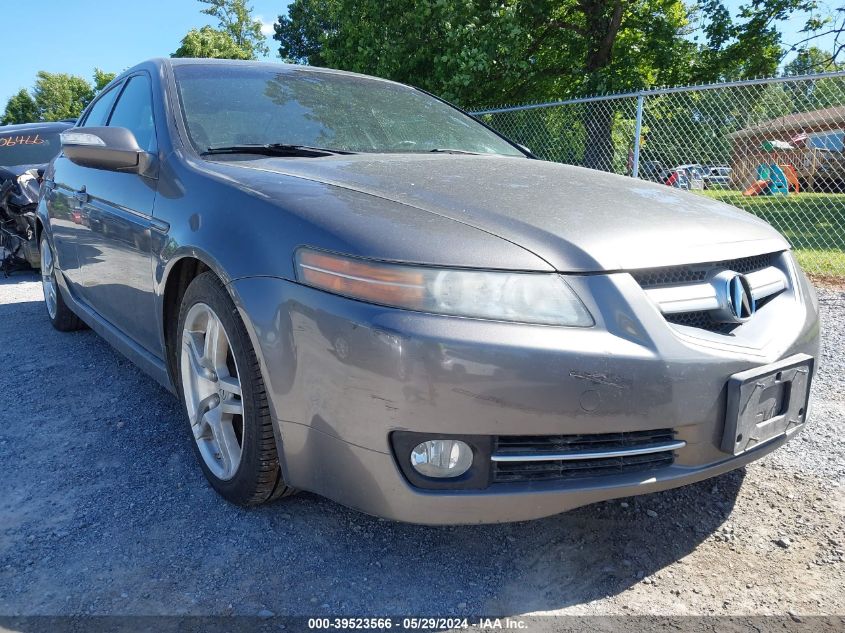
left=180, top=302, right=245, bottom=481
left=40, top=240, right=57, bottom=320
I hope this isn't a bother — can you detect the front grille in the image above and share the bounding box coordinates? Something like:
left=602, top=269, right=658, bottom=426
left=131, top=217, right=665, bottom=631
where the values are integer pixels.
left=633, top=251, right=785, bottom=334
left=665, top=311, right=739, bottom=334
left=632, top=252, right=778, bottom=289
left=493, top=453, right=675, bottom=483
left=492, top=429, right=677, bottom=484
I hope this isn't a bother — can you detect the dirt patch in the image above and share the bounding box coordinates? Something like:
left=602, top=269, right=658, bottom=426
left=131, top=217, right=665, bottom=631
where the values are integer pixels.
left=809, top=273, right=845, bottom=291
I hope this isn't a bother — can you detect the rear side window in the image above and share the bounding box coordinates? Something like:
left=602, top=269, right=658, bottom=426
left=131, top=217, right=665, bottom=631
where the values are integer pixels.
left=81, top=84, right=121, bottom=127
left=108, top=75, right=156, bottom=152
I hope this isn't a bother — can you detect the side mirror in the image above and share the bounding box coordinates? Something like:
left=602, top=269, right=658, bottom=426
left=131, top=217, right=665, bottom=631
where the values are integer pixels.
left=61, top=127, right=154, bottom=175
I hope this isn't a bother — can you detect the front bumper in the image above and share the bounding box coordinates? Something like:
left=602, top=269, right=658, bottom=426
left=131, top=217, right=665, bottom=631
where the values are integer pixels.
left=277, top=421, right=796, bottom=524
left=230, top=263, right=820, bottom=524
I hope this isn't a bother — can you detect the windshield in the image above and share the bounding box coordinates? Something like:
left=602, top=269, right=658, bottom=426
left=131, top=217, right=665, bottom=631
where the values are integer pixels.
left=173, top=65, right=524, bottom=157
left=0, top=130, right=62, bottom=167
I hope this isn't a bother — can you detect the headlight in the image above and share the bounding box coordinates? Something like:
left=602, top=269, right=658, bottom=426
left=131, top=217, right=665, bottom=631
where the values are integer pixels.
left=294, top=248, right=593, bottom=326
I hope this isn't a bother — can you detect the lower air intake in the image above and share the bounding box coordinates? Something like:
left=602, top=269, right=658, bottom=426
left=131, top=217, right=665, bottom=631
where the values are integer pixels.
left=492, top=428, right=679, bottom=484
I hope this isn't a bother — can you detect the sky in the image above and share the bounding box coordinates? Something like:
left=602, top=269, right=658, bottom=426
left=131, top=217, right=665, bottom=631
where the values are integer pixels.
left=0, top=0, right=838, bottom=111
left=718, top=0, right=839, bottom=65
left=0, top=0, right=291, bottom=108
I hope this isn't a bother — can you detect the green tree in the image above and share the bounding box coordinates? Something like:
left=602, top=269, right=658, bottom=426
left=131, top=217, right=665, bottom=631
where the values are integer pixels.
left=782, top=6, right=844, bottom=67
left=782, top=47, right=843, bottom=109
left=93, top=68, right=118, bottom=91
left=275, top=0, right=827, bottom=102
left=274, top=0, right=331, bottom=64
left=273, top=0, right=833, bottom=170
left=784, top=46, right=840, bottom=74
left=31, top=71, right=95, bottom=121
left=690, top=0, right=822, bottom=82
left=198, top=0, right=269, bottom=58
left=273, top=0, right=694, bottom=168
left=1, top=89, right=38, bottom=125
left=173, top=25, right=253, bottom=59
left=288, top=0, right=689, bottom=101
left=1, top=69, right=114, bottom=125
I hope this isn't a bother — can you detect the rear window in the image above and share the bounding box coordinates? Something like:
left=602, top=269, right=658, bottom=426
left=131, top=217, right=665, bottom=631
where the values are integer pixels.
left=0, top=131, right=63, bottom=167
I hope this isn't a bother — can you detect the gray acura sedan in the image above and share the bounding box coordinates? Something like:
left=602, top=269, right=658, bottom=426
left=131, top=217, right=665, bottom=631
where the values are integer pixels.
left=38, top=58, right=819, bottom=524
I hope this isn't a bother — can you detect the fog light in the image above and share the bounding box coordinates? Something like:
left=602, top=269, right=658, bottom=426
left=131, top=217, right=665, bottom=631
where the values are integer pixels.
left=410, top=439, right=473, bottom=478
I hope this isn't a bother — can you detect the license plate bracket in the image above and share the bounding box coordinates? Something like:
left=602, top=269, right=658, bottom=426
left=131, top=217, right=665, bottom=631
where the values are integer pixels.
left=722, top=353, right=813, bottom=455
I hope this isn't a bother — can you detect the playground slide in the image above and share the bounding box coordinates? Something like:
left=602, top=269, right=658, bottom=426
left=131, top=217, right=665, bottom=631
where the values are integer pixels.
left=781, top=164, right=800, bottom=193
left=746, top=163, right=800, bottom=196
left=768, top=164, right=789, bottom=194
left=743, top=179, right=769, bottom=196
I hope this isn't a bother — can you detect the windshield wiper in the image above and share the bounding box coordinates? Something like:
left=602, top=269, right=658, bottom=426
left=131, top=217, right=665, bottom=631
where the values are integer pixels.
left=202, top=144, right=355, bottom=157
left=427, top=148, right=483, bottom=155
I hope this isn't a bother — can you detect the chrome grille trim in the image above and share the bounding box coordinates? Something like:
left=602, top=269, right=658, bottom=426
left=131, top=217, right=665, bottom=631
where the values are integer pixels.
left=748, top=266, right=790, bottom=300
left=644, top=266, right=788, bottom=316
left=490, top=440, right=686, bottom=462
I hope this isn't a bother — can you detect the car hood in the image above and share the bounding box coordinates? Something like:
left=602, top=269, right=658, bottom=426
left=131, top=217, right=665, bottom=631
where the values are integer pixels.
left=223, top=154, right=789, bottom=272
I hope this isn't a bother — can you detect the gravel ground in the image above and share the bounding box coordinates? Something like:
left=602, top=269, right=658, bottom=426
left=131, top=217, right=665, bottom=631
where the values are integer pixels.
left=0, top=273, right=842, bottom=619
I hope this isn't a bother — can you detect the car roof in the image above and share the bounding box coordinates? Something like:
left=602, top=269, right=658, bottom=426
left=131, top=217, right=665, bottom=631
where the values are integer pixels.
left=141, top=57, right=411, bottom=88
left=0, top=121, right=74, bottom=133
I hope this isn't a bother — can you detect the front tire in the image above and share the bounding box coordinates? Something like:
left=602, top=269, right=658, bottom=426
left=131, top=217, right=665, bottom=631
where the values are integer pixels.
left=176, top=272, right=295, bottom=505
left=40, top=236, right=84, bottom=332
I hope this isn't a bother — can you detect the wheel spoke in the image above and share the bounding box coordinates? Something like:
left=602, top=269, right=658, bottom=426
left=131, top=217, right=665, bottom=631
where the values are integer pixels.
left=42, top=246, right=53, bottom=273
left=192, top=418, right=208, bottom=440
left=192, top=392, right=220, bottom=426
left=183, top=330, right=208, bottom=378
left=205, top=407, right=241, bottom=476
left=220, top=396, right=243, bottom=416
left=204, top=316, right=226, bottom=371
left=217, top=374, right=241, bottom=397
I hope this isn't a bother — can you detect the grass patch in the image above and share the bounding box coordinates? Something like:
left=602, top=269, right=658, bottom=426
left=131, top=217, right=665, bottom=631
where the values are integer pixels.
left=699, top=190, right=845, bottom=278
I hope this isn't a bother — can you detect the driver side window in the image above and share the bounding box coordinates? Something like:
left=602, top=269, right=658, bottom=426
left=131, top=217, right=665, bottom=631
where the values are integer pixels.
left=107, top=74, right=157, bottom=153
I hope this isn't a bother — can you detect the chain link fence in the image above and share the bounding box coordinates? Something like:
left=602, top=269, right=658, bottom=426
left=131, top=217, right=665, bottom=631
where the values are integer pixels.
left=473, top=71, right=845, bottom=279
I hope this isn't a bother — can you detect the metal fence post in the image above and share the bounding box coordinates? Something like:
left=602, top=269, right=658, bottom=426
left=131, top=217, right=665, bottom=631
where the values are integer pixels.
left=631, top=93, right=644, bottom=179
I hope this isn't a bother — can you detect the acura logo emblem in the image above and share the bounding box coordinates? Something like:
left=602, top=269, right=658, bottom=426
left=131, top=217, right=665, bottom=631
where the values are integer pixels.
left=727, top=273, right=755, bottom=320
left=708, top=271, right=756, bottom=323
left=709, top=270, right=756, bottom=323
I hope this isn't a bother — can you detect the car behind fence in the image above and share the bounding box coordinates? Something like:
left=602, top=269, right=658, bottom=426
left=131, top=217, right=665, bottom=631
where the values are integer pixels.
left=472, top=71, right=845, bottom=279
